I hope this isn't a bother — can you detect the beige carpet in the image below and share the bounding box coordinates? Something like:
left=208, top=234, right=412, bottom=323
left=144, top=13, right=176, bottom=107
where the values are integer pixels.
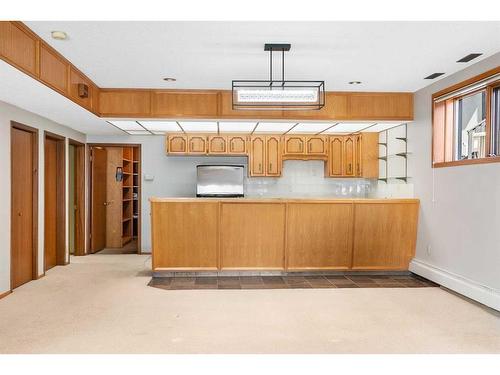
left=0, top=254, right=499, bottom=354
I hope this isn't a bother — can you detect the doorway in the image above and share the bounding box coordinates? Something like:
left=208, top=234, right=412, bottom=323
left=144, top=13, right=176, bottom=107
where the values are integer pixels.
left=44, top=131, right=66, bottom=270
left=89, top=144, right=141, bottom=254
left=68, top=140, right=86, bottom=256
left=11, top=121, right=38, bottom=289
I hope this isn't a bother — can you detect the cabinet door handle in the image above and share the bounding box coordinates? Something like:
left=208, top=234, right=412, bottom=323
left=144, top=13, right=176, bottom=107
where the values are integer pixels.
left=357, top=163, right=360, bottom=175
left=258, top=163, right=262, bottom=172
left=348, top=164, right=352, bottom=173
left=269, top=163, right=272, bottom=171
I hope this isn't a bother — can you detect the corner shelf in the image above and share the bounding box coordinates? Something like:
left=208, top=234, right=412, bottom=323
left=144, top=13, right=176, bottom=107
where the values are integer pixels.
left=378, top=123, right=409, bottom=183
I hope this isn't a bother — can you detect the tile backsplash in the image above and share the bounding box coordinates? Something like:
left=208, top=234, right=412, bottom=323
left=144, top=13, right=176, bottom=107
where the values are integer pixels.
left=244, top=160, right=376, bottom=198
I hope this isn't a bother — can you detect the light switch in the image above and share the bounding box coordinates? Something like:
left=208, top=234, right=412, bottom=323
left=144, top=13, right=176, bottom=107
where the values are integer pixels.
left=144, top=174, right=154, bottom=181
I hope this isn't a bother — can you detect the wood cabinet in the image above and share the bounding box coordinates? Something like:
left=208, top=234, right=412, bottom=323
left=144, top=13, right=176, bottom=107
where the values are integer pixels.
left=188, top=135, right=207, bottom=154
left=249, top=136, right=282, bottom=177
left=283, top=135, right=327, bottom=157
left=220, top=202, right=286, bottom=269
left=327, top=134, right=378, bottom=178
left=0, top=21, right=37, bottom=76
left=151, top=90, right=219, bottom=117
left=99, top=90, right=151, bottom=117
left=166, top=134, right=188, bottom=154
left=208, top=135, right=227, bottom=154
left=150, top=198, right=420, bottom=272
left=40, top=43, right=69, bottom=94
left=286, top=202, right=353, bottom=270
left=228, top=135, right=247, bottom=154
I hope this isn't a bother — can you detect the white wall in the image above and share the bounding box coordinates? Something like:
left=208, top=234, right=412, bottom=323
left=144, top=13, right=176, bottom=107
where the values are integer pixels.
left=409, top=52, right=500, bottom=310
left=0, top=100, right=86, bottom=294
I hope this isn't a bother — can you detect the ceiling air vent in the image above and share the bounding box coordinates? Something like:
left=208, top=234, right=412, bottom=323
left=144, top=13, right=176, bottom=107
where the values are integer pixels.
left=424, top=73, right=445, bottom=80
left=457, top=53, right=482, bottom=63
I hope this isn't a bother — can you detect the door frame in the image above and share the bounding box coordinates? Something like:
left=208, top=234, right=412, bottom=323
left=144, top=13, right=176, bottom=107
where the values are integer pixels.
left=87, top=143, right=142, bottom=254
left=69, top=139, right=86, bottom=256
left=10, top=121, right=39, bottom=289
left=44, top=131, right=67, bottom=269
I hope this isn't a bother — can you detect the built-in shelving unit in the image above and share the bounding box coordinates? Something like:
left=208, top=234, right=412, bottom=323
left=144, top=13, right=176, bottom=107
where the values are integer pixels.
left=132, top=148, right=139, bottom=240
left=122, top=147, right=133, bottom=246
left=378, top=123, right=409, bottom=183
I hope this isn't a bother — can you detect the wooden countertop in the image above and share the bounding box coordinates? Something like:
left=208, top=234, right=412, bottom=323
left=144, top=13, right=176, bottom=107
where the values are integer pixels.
left=149, top=197, right=420, bottom=204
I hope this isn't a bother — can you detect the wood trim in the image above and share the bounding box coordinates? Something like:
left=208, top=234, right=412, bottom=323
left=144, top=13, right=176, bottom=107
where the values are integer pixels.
left=44, top=131, right=66, bottom=268
left=0, top=290, right=12, bottom=300
left=10, top=121, right=39, bottom=287
left=69, top=139, right=86, bottom=256
left=433, top=156, right=500, bottom=168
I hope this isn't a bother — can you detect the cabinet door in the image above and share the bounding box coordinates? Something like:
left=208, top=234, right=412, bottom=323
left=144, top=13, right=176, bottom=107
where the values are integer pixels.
left=167, top=134, right=187, bottom=154
left=355, top=134, right=362, bottom=176
left=228, top=135, right=247, bottom=154
left=306, top=136, right=327, bottom=155
left=283, top=136, right=305, bottom=154
left=343, top=136, right=355, bottom=176
left=188, top=135, right=207, bottom=154
left=208, top=135, right=227, bottom=154
left=249, top=136, right=265, bottom=176
left=329, top=137, right=343, bottom=176
left=266, top=136, right=281, bottom=176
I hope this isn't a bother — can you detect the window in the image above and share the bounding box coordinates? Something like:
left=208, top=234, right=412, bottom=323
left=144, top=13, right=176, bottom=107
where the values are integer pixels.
left=432, top=67, right=500, bottom=167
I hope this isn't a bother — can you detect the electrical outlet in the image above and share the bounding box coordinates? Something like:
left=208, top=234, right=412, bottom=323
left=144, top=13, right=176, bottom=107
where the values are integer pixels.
left=426, top=245, right=431, bottom=255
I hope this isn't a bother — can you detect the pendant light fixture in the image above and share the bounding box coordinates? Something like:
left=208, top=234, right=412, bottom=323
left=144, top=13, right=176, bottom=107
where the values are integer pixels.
left=232, top=43, right=325, bottom=111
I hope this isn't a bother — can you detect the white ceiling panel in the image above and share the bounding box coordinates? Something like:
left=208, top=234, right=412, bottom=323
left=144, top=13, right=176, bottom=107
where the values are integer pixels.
left=322, top=123, right=375, bottom=133
left=287, top=122, right=335, bottom=134
left=254, top=122, right=297, bottom=133
left=107, top=121, right=144, bottom=131
left=363, top=122, right=407, bottom=132
left=138, top=121, right=181, bottom=132
left=179, top=121, right=218, bottom=132
left=218, top=121, right=256, bottom=133
left=126, top=130, right=152, bottom=135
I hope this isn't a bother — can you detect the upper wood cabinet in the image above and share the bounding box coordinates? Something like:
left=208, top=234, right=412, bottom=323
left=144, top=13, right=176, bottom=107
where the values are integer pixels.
left=0, top=21, right=38, bottom=76
left=343, top=136, right=356, bottom=176
left=283, top=136, right=305, bottom=155
left=358, top=132, right=379, bottom=178
left=228, top=135, right=247, bottom=154
left=99, top=90, right=151, bottom=117
left=166, top=134, right=188, bottom=154
left=39, top=43, right=69, bottom=94
left=249, top=136, right=266, bottom=176
left=151, top=90, right=219, bottom=117
left=283, top=135, right=327, bottom=156
left=188, top=135, right=207, bottom=154
left=306, top=136, right=328, bottom=155
left=328, top=136, right=344, bottom=176
left=266, top=136, right=281, bottom=176
left=208, top=135, right=227, bottom=154
left=327, top=134, right=379, bottom=178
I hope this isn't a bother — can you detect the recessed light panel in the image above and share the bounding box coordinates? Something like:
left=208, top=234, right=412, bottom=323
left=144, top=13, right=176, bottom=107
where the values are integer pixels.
left=287, top=123, right=333, bottom=134
left=138, top=121, right=181, bottom=133
left=424, top=73, right=445, bottom=79
left=253, top=122, right=297, bottom=133
left=107, top=121, right=143, bottom=131
left=322, top=123, right=374, bottom=133
left=218, top=122, right=256, bottom=133
left=363, top=122, right=405, bottom=132
left=179, top=121, right=217, bottom=132
left=457, top=53, right=482, bottom=63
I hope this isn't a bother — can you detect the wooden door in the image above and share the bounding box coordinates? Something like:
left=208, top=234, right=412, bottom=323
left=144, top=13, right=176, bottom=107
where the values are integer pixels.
left=329, top=136, right=343, bottom=176
left=188, top=135, right=207, bottom=154
left=306, top=136, right=327, bottom=155
left=105, top=147, right=123, bottom=248
left=266, top=136, right=281, bottom=176
left=228, top=135, right=247, bottom=154
left=355, top=135, right=362, bottom=176
left=44, top=138, right=58, bottom=269
left=208, top=135, right=227, bottom=154
left=283, top=136, right=305, bottom=154
left=249, top=136, right=265, bottom=176
left=44, top=133, right=65, bottom=271
left=343, top=136, right=355, bottom=176
left=167, top=134, right=187, bottom=154
left=91, top=147, right=107, bottom=252
left=11, top=126, right=37, bottom=288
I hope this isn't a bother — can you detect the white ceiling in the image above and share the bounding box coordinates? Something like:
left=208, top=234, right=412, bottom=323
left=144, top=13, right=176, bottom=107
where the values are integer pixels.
left=108, top=120, right=405, bottom=135
left=24, top=21, right=500, bottom=92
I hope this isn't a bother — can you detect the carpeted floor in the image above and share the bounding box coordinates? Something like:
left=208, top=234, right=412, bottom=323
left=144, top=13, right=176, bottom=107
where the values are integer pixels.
left=0, top=253, right=499, bottom=354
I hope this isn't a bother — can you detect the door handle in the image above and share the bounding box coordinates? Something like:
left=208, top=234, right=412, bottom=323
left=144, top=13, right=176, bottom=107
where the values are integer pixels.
left=18, top=212, right=22, bottom=217
left=269, top=163, right=272, bottom=171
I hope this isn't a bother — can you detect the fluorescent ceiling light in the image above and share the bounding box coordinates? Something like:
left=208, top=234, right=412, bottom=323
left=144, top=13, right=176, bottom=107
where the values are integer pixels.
left=107, top=121, right=143, bottom=131
left=179, top=121, right=217, bottom=132
left=126, top=130, right=151, bottom=135
left=363, top=123, right=405, bottom=132
left=235, top=89, right=319, bottom=103
left=138, top=121, right=181, bottom=132
left=218, top=122, right=256, bottom=133
left=322, top=123, right=375, bottom=133
left=254, top=122, right=297, bottom=133
left=287, top=122, right=333, bottom=134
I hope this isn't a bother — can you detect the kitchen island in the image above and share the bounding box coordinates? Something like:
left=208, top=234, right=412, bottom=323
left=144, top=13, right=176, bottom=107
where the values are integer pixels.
left=150, top=198, right=420, bottom=273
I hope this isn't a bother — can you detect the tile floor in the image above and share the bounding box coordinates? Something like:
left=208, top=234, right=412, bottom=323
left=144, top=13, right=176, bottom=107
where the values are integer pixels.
left=148, top=273, right=439, bottom=290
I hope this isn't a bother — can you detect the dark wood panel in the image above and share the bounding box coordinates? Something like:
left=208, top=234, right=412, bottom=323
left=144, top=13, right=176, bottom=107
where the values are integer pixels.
left=0, top=22, right=37, bottom=76
left=99, top=90, right=151, bottom=116
left=40, top=43, right=69, bottom=94
left=44, top=138, right=58, bottom=269
left=151, top=90, right=219, bottom=117
left=91, top=147, right=107, bottom=252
